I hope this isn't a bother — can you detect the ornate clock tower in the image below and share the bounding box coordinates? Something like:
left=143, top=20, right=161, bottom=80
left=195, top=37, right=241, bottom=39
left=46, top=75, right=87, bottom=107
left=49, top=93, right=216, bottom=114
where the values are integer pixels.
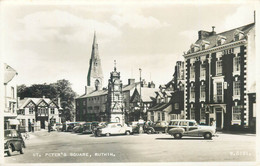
left=86, top=32, right=103, bottom=93
left=107, top=61, right=125, bottom=124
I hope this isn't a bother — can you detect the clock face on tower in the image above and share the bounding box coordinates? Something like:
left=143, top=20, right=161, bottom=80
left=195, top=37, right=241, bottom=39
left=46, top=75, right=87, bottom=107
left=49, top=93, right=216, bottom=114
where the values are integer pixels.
left=114, top=85, right=119, bottom=91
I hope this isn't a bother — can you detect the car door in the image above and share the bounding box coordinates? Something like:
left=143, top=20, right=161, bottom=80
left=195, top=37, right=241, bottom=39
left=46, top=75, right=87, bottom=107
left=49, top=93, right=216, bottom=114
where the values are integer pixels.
left=117, top=124, right=124, bottom=134
left=187, top=122, right=199, bottom=136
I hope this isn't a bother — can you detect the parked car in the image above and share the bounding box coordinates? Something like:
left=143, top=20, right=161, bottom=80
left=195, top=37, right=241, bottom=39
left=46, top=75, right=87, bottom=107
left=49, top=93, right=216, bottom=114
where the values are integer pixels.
left=148, top=121, right=168, bottom=134
left=95, top=123, right=132, bottom=137
left=167, top=120, right=217, bottom=139
left=4, top=129, right=25, bottom=156
left=82, top=122, right=92, bottom=134
left=92, top=122, right=108, bottom=135
left=66, top=122, right=81, bottom=132
left=53, top=123, right=63, bottom=131
left=128, top=121, right=139, bottom=133
left=73, top=122, right=86, bottom=133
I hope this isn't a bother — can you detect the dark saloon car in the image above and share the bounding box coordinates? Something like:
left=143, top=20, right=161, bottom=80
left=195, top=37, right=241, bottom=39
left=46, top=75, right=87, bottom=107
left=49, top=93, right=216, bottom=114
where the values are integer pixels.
left=150, top=121, right=168, bottom=134
left=4, top=129, right=25, bottom=156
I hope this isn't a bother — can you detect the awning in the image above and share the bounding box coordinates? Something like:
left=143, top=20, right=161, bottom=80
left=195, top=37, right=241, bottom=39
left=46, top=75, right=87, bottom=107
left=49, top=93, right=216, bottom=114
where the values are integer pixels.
left=8, top=119, right=20, bottom=125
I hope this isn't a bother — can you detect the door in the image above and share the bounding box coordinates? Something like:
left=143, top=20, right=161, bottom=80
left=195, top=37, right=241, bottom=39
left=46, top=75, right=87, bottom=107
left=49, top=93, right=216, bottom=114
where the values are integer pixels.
left=187, top=121, right=199, bottom=136
left=216, top=112, right=222, bottom=129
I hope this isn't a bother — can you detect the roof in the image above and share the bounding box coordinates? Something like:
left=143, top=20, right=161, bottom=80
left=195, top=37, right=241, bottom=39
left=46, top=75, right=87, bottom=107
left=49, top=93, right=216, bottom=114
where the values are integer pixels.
left=4, top=63, right=18, bottom=84
left=140, top=88, right=158, bottom=102
left=78, top=82, right=140, bottom=99
left=187, top=23, right=255, bottom=54
left=18, top=97, right=60, bottom=109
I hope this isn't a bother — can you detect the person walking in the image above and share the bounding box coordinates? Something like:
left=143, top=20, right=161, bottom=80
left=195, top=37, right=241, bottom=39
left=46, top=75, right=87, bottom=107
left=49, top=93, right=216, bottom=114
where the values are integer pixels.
left=48, top=122, right=51, bottom=132
left=31, top=120, right=35, bottom=132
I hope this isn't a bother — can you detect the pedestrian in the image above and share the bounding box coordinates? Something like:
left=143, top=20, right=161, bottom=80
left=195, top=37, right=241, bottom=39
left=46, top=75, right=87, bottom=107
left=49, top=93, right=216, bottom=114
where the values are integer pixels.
left=28, top=121, right=32, bottom=132
left=32, top=120, right=35, bottom=132
left=48, top=122, right=51, bottom=132
left=211, top=120, right=216, bottom=130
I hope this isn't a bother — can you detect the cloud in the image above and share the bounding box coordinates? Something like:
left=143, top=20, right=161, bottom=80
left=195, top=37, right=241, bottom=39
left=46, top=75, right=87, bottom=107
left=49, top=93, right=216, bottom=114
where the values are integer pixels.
left=111, top=9, right=169, bottom=29
left=223, top=5, right=255, bottom=31
left=13, top=10, right=121, bottom=43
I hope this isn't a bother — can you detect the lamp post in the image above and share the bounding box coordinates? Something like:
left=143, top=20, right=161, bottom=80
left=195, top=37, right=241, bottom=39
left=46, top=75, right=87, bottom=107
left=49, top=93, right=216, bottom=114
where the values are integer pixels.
left=139, top=68, right=142, bottom=119
left=138, top=68, right=144, bottom=134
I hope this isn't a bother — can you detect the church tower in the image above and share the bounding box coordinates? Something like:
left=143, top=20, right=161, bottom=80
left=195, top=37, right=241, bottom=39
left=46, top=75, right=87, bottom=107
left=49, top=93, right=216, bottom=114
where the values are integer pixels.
left=107, top=61, right=125, bottom=124
left=86, top=32, right=103, bottom=93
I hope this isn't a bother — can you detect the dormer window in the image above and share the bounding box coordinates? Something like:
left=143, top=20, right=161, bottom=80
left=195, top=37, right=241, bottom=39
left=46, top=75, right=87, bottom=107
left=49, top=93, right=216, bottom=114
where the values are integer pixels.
left=201, top=40, right=210, bottom=50
left=190, top=44, right=200, bottom=53
left=234, top=29, right=244, bottom=41
left=216, top=35, right=226, bottom=46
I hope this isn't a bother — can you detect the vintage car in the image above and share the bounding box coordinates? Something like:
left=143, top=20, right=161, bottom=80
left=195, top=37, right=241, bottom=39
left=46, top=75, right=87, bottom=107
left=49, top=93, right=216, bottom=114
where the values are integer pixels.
left=149, top=121, right=168, bottom=134
left=92, top=122, right=108, bottom=135
left=72, top=122, right=86, bottom=133
left=167, top=120, right=217, bottom=139
left=128, top=121, right=139, bottom=133
left=4, top=129, right=25, bottom=156
left=95, top=123, right=132, bottom=137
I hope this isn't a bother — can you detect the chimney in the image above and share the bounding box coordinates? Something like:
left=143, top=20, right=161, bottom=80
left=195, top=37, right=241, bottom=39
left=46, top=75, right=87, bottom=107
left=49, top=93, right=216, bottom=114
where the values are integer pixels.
left=58, top=97, right=61, bottom=108
left=198, top=30, right=211, bottom=40
left=128, top=79, right=135, bottom=85
left=211, top=26, right=216, bottom=35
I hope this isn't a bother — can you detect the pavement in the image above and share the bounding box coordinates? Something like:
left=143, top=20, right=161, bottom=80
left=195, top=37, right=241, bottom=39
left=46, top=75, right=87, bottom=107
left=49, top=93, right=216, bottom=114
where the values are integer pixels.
left=4, top=130, right=256, bottom=163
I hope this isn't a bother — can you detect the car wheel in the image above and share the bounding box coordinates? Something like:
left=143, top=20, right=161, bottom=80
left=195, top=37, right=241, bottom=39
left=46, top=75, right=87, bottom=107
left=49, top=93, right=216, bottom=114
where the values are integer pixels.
left=7, top=144, right=13, bottom=156
left=125, top=131, right=130, bottom=135
left=106, top=133, right=110, bottom=137
left=20, top=147, right=24, bottom=154
left=174, top=133, right=182, bottom=139
left=204, top=132, right=212, bottom=139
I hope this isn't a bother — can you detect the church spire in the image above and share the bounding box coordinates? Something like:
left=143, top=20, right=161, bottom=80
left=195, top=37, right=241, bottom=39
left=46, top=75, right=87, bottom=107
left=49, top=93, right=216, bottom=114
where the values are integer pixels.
left=87, top=32, right=104, bottom=91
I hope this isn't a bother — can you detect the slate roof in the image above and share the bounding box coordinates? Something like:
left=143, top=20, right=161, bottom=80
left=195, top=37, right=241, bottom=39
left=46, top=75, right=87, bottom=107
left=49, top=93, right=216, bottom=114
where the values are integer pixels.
left=187, top=23, right=255, bottom=54
left=4, top=63, right=18, bottom=84
left=78, top=82, right=141, bottom=99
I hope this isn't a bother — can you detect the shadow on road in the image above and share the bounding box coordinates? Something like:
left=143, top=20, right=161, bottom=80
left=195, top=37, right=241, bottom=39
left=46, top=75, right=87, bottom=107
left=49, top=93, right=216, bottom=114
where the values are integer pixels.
left=156, top=137, right=210, bottom=141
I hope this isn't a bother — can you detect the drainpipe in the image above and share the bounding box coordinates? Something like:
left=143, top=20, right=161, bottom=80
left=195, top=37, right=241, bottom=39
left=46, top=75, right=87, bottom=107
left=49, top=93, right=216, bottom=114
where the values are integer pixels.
left=208, top=54, right=212, bottom=125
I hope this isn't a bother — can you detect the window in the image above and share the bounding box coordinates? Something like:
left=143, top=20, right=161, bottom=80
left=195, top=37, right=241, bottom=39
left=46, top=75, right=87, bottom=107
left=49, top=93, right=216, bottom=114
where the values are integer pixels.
left=189, top=121, right=195, bottom=126
left=233, top=56, right=240, bottom=72
left=233, top=81, right=240, bottom=96
left=200, top=108, right=206, bottom=121
left=162, top=112, right=165, bottom=121
left=157, top=112, right=161, bottom=121
left=216, top=82, right=223, bottom=102
left=200, top=64, right=206, bottom=77
left=232, top=105, right=242, bottom=120
left=180, top=121, right=188, bottom=126
left=190, top=86, right=195, bottom=99
left=83, top=101, right=86, bottom=106
left=190, top=66, right=195, bottom=79
left=51, top=108, right=55, bottom=114
left=200, top=84, right=206, bottom=99
left=216, top=60, right=222, bottom=75
left=29, top=107, right=34, bottom=114
left=174, top=103, right=179, bottom=109
left=151, top=112, right=154, bottom=122
left=217, top=39, right=222, bottom=46
left=190, top=108, right=195, bottom=120
left=11, top=87, right=15, bottom=98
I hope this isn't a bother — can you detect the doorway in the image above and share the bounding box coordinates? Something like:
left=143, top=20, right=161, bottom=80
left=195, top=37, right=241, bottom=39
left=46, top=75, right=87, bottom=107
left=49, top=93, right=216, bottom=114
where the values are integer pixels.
left=216, top=111, right=222, bottom=130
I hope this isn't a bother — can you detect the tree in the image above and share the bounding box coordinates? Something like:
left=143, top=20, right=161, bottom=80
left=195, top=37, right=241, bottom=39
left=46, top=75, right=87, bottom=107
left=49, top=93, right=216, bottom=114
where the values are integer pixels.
left=17, top=80, right=77, bottom=121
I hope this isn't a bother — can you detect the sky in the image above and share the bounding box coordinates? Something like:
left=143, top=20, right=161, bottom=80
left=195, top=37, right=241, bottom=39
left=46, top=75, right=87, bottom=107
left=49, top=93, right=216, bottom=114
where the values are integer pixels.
left=1, top=1, right=257, bottom=95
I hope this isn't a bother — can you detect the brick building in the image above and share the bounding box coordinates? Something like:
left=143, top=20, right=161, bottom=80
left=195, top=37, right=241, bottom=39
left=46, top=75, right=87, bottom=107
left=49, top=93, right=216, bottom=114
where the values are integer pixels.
left=183, top=23, right=255, bottom=130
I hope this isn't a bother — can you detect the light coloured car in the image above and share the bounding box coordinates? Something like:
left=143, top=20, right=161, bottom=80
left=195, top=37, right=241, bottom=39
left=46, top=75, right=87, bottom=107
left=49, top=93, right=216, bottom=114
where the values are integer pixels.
left=167, top=120, right=217, bottom=139
left=96, top=123, right=132, bottom=137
